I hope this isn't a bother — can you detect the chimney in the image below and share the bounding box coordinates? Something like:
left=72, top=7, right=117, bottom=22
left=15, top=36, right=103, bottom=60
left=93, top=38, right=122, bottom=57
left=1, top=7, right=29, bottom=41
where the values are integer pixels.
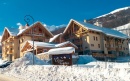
left=84, top=19, right=87, bottom=23
left=25, top=23, right=29, bottom=28
left=18, top=25, right=24, bottom=30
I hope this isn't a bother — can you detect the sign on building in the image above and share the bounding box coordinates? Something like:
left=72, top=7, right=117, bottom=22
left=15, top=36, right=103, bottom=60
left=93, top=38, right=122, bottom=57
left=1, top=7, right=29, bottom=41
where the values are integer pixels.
left=52, top=54, right=72, bottom=66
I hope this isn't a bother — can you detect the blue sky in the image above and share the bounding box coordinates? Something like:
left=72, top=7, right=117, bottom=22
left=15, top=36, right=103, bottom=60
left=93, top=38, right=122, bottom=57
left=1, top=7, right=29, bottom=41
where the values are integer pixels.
left=0, top=0, right=130, bottom=35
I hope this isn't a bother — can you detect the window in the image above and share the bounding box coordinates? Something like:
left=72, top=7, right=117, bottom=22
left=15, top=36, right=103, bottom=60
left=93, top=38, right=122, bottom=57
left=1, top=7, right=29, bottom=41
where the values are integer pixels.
left=105, top=44, right=107, bottom=48
left=10, top=48, right=13, bottom=50
left=93, top=36, right=95, bottom=40
left=91, top=44, right=94, bottom=47
left=96, top=32, right=100, bottom=34
left=98, top=44, right=100, bottom=48
left=22, top=38, right=24, bottom=42
left=43, top=49, right=47, bottom=52
left=123, top=47, right=125, bottom=50
left=96, top=37, right=98, bottom=41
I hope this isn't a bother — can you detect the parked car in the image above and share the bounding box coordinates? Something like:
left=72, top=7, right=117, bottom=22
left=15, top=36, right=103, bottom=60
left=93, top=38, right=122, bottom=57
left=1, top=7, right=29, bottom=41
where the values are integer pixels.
left=0, top=61, right=12, bottom=68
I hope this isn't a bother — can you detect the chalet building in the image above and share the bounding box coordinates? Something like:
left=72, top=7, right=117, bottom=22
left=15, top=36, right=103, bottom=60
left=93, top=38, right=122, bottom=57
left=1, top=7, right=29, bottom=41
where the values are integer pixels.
left=50, top=19, right=130, bottom=56
left=1, top=22, right=53, bottom=61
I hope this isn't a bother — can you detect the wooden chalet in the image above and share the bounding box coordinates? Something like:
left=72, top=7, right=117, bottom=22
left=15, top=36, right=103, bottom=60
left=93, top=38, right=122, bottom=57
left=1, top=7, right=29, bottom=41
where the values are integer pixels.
left=1, top=22, right=53, bottom=61
left=50, top=19, right=129, bottom=58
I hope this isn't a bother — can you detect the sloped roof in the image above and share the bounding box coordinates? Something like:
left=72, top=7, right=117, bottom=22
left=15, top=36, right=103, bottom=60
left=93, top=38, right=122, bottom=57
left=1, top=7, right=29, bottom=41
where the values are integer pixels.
left=21, top=41, right=78, bottom=51
left=49, top=33, right=62, bottom=42
left=55, top=41, right=78, bottom=49
left=63, top=19, right=129, bottom=39
left=28, top=41, right=56, bottom=48
left=1, top=22, right=53, bottom=42
left=17, top=22, right=53, bottom=37
left=5, top=27, right=19, bottom=36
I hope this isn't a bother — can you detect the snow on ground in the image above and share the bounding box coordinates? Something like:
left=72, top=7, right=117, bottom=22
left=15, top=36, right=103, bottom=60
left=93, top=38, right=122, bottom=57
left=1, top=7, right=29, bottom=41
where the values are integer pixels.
left=0, top=59, right=4, bottom=65
left=77, top=55, right=96, bottom=64
left=0, top=53, right=130, bottom=81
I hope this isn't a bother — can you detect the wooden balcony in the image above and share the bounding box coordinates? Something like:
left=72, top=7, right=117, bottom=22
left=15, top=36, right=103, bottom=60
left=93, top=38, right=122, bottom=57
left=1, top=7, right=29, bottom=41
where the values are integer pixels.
left=116, top=48, right=122, bottom=51
left=6, top=43, right=14, bottom=48
left=117, top=42, right=122, bottom=45
left=69, top=35, right=77, bottom=38
left=78, top=48, right=83, bottom=51
left=7, top=50, right=14, bottom=54
left=25, top=34, right=43, bottom=37
left=107, top=47, right=115, bottom=50
left=74, top=41, right=82, bottom=44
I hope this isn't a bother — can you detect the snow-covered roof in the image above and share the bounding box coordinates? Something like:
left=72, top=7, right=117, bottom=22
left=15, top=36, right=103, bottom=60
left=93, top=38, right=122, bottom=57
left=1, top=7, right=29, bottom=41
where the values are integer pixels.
left=49, top=33, right=62, bottom=42
left=1, top=22, right=53, bottom=40
left=21, top=41, right=78, bottom=51
left=63, top=19, right=129, bottom=39
left=28, top=41, right=56, bottom=48
left=1, top=22, right=54, bottom=42
left=48, top=47, right=75, bottom=55
left=17, top=22, right=53, bottom=36
left=55, top=41, right=78, bottom=49
left=5, top=27, right=19, bottom=36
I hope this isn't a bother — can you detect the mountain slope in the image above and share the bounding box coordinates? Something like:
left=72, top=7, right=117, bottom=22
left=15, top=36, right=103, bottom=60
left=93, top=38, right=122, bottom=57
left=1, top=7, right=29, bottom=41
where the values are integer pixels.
left=51, top=7, right=130, bottom=34
left=87, top=7, right=130, bottom=28
left=51, top=27, right=66, bottom=35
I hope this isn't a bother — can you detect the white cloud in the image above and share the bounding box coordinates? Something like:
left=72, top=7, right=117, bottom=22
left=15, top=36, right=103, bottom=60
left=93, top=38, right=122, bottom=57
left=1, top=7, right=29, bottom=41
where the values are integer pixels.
left=43, top=24, right=47, bottom=27
left=47, top=24, right=66, bottom=31
left=16, top=23, right=22, bottom=26
left=40, top=22, right=66, bottom=31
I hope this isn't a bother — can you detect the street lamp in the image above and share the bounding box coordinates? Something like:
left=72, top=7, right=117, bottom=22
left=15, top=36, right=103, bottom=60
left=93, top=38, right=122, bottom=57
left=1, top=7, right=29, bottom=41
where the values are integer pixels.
left=24, top=15, right=34, bottom=65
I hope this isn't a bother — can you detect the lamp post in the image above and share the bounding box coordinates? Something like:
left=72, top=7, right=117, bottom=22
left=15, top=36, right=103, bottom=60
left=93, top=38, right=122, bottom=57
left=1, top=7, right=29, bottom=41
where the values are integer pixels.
left=24, top=15, right=34, bottom=65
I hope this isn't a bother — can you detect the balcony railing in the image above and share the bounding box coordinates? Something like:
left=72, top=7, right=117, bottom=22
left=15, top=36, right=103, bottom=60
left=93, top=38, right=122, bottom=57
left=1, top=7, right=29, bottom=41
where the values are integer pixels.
left=107, top=47, right=115, bottom=50
left=7, top=50, right=14, bottom=54
left=74, top=41, right=82, bottom=44
left=116, top=48, right=122, bottom=51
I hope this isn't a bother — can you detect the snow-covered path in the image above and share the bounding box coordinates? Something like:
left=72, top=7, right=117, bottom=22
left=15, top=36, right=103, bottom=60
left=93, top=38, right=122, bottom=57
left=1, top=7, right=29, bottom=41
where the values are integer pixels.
left=0, top=74, right=24, bottom=81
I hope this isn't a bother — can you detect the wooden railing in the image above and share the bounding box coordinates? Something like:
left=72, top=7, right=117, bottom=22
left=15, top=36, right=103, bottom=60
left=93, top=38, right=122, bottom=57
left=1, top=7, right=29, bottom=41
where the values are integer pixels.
left=92, top=53, right=116, bottom=58
left=107, top=47, right=115, bottom=50
left=116, top=48, right=122, bottom=51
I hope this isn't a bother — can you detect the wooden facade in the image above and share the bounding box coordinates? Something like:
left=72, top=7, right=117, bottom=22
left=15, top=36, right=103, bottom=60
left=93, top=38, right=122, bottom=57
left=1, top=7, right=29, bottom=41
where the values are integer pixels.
left=52, top=19, right=129, bottom=56
left=1, top=22, right=53, bottom=61
left=21, top=41, right=78, bottom=56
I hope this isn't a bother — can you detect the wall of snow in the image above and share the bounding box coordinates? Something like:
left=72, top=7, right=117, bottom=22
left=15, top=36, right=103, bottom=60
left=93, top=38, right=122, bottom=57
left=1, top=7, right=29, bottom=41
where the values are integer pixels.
left=77, top=55, right=96, bottom=64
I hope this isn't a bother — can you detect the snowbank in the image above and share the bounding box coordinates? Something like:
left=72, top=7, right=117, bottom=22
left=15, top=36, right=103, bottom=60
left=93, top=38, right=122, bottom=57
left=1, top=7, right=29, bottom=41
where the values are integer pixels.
left=0, top=59, right=4, bottom=65
left=1, top=53, right=130, bottom=81
left=2, top=64, right=130, bottom=81
left=8, top=52, right=48, bottom=67
left=77, top=55, right=96, bottom=64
